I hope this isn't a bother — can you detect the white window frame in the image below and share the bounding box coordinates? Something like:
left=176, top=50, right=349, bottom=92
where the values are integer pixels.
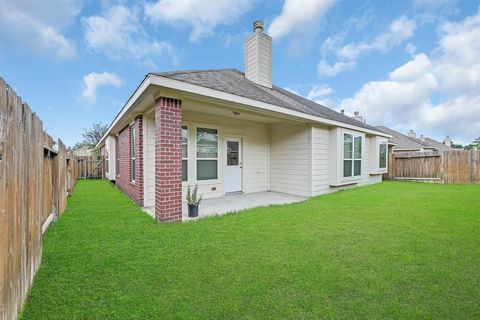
left=105, top=148, right=109, bottom=174
left=369, top=136, right=389, bottom=175
left=342, top=132, right=363, bottom=179
left=379, top=141, right=387, bottom=169
left=195, top=126, right=219, bottom=182
left=182, top=125, right=188, bottom=182
left=130, top=125, right=136, bottom=183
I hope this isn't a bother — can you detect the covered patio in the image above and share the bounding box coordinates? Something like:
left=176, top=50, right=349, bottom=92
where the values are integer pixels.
left=143, top=191, right=306, bottom=221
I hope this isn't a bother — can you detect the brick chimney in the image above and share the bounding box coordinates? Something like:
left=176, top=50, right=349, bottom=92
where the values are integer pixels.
left=444, top=135, right=452, bottom=147
left=245, top=20, right=272, bottom=88
left=408, top=129, right=416, bottom=138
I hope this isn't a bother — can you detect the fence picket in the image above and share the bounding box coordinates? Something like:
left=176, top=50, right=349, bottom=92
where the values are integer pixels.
left=0, top=78, right=78, bottom=320
left=387, top=150, right=480, bottom=183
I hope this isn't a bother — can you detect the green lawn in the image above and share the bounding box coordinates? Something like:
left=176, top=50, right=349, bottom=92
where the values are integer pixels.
left=21, top=180, right=480, bottom=319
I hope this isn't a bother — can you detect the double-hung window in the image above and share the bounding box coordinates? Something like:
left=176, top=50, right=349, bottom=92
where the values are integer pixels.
left=196, top=127, right=218, bottom=180
left=105, top=149, right=109, bottom=174
left=131, top=126, right=136, bottom=182
left=343, top=133, right=362, bottom=178
left=182, top=126, right=188, bottom=181
left=379, top=141, right=387, bottom=169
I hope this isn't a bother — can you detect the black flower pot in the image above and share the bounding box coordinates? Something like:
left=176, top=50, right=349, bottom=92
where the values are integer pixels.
left=188, top=204, right=199, bottom=218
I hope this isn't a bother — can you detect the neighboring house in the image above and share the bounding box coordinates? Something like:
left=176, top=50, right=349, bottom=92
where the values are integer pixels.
left=73, top=145, right=95, bottom=156
left=97, top=21, right=390, bottom=223
left=375, top=126, right=453, bottom=152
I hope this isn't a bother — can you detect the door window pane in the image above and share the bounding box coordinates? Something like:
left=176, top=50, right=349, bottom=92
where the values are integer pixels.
left=197, top=128, right=218, bottom=158
left=197, top=160, right=218, bottom=180
left=227, top=141, right=239, bottom=166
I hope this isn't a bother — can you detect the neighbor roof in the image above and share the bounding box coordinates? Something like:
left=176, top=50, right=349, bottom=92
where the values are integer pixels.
left=375, top=126, right=451, bottom=152
left=423, top=137, right=452, bottom=151
left=151, top=69, right=380, bottom=132
left=375, top=126, right=425, bottom=151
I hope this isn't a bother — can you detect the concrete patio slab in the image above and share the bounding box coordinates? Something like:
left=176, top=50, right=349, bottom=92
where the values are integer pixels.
left=142, top=191, right=307, bottom=221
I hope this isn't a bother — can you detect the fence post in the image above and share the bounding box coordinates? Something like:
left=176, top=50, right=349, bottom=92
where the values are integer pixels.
left=440, top=150, right=445, bottom=183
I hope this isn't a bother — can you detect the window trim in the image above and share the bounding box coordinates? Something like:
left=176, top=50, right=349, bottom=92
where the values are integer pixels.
left=130, top=125, right=136, bottom=183
left=379, top=141, right=387, bottom=169
left=195, top=126, right=220, bottom=182
left=105, top=148, right=109, bottom=174
left=182, top=125, right=188, bottom=182
left=342, top=131, right=363, bottom=180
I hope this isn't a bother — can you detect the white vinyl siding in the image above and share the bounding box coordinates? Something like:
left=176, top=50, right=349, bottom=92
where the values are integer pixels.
left=245, top=32, right=272, bottom=87
left=182, top=109, right=270, bottom=199
left=270, top=123, right=311, bottom=197
left=143, top=115, right=155, bottom=207
left=312, top=125, right=330, bottom=195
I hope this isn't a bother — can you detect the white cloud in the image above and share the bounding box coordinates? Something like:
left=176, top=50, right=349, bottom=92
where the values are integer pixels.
left=341, top=54, right=437, bottom=125
left=82, top=72, right=124, bottom=102
left=306, top=85, right=339, bottom=107
left=340, top=10, right=480, bottom=144
left=433, top=11, right=480, bottom=96
left=412, top=0, right=455, bottom=8
left=307, top=85, right=333, bottom=100
left=318, top=15, right=416, bottom=76
left=283, top=86, right=300, bottom=95
left=268, top=0, right=335, bottom=39
left=0, top=0, right=78, bottom=58
left=83, top=5, right=176, bottom=66
left=144, top=0, right=252, bottom=42
left=317, top=60, right=356, bottom=77
left=405, top=43, right=417, bottom=55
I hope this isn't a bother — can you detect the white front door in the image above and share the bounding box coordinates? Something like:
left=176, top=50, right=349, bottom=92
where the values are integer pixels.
left=224, top=138, right=242, bottom=193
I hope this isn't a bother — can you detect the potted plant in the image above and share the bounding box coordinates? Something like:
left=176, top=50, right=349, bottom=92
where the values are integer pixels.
left=186, top=185, right=203, bottom=218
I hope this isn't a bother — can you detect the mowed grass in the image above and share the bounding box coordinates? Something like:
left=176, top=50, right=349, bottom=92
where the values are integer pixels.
left=21, top=180, right=480, bottom=319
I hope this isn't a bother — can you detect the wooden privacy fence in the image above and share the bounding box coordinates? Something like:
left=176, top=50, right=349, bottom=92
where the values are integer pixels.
left=76, top=156, right=104, bottom=179
left=0, top=78, right=77, bottom=320
left=387, top=150, right=480, bottom=183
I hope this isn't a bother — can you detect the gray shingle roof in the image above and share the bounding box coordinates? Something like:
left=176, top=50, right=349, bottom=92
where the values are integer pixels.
left=375, top=126, right=451, bottom=151
left=152, top=69, right=380, bottom=132
left=424, top=137, right=452, bottom=151
left=374, top=126, right=425, bottom=151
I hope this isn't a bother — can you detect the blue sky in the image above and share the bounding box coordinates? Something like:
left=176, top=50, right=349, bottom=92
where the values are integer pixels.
left=1, top=0, right=479, bottom=146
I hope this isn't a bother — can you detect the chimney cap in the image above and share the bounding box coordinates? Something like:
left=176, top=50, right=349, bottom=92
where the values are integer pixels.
left=253, top=20, right=264, bottom=33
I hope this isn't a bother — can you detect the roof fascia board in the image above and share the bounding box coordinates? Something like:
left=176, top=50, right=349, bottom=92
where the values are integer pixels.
left=96, top=76, right=152, bottom=147
left=149, top=75, right=391, bottom=138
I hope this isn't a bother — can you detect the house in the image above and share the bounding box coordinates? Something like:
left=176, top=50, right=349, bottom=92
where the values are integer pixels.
left=97, top=21, right=391, bottom=223
left=375, top=126, right=453, bottom=152
left=73, top=145, right=96, bottom=156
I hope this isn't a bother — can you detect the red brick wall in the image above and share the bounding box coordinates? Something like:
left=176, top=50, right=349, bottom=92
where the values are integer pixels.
left=116, top=116, right=144, bottom=206
left=155, top=97, right=182, bottom=222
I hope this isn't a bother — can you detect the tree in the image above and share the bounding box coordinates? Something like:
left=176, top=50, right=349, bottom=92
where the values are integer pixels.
left=451, top=143, right=463, bottom=149
left=73, top=122, right=108, bottom=155
left=464, top=137, right=480, bottom=150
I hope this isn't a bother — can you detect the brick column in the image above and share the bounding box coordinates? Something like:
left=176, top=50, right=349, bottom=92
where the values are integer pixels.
left=155, top=97, right=182, bottom=222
